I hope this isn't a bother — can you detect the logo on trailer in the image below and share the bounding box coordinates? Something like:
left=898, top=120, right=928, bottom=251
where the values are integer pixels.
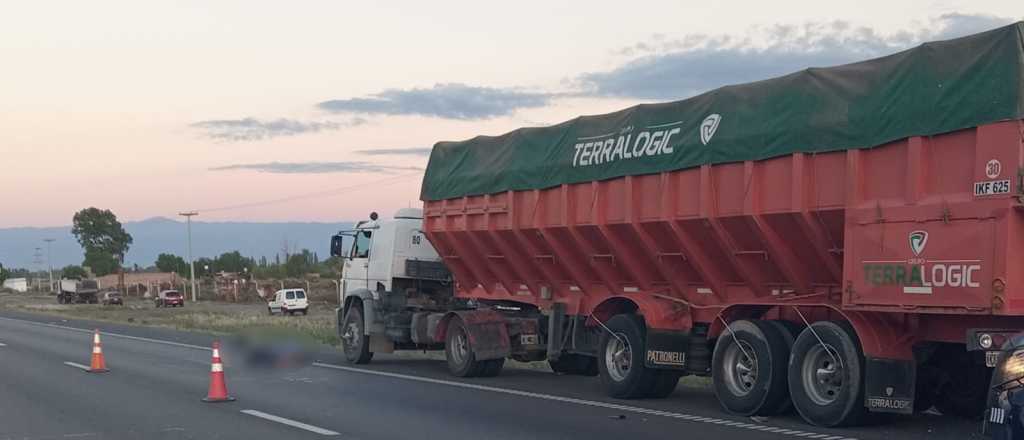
left=700, top=114, right=721, bottom=145
left=908, top=231, right=928, bottom=256
left=862, top=229, right=982, bottom=294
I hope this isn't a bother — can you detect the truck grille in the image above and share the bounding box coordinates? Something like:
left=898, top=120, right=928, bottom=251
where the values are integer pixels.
left=405, top=260, right=451, bottom=280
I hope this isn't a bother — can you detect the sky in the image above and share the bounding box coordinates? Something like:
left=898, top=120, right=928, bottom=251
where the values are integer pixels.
left=1, top=1, right=1021, bottom=228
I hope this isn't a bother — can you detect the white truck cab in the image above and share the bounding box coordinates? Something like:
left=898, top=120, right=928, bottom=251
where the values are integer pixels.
left=329, top=208, right=549, bottom=379
left=332, top=208, right=446, bottom=302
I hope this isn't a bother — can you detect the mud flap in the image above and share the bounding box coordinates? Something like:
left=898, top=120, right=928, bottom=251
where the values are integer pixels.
left=438, top=310, right=511, bottom=361
left=865, top=357, right=915, bottom=414
left=644, top=329, right=689, bottom=370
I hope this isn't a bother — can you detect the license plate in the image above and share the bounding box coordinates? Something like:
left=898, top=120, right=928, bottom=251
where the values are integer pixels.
left=520, top=334, right=539, bottom=345
left=987, top=351, right=1002, bottom=367
left=974, top=179, right=1011, bottom=196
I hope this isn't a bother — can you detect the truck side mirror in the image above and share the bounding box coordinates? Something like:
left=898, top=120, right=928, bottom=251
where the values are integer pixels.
left=330, top=235, right=346, bottom=258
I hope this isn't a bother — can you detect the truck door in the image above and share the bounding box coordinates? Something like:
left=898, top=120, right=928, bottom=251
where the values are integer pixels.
left=343, top=230, right=372, bottom=297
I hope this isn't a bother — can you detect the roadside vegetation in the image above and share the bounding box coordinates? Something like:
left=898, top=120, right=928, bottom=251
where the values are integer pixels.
left=0, top=293, right=339, bottom=346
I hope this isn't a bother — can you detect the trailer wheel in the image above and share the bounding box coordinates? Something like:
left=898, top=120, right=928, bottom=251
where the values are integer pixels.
left=341, top=305, right=373, bottom=364
left=598, top=314, right=658, bottom=399
left=645, top=370, right=683, bottom=398
left=788, top=321, right=867, bottom=427
left=712, top=320, right=792, bottom=416
left=549, top=354, right=599, bottom=376
left=479, top=359, right=505, bottom=377
left=445, top=318, right=487, bottom=377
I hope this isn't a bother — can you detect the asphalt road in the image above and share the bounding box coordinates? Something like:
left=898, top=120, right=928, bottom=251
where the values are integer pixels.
left=0, top=310, right=986, bottom=440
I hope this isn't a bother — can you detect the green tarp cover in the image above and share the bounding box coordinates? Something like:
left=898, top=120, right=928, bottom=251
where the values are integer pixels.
left=421, top=23, right=1024, bottom=201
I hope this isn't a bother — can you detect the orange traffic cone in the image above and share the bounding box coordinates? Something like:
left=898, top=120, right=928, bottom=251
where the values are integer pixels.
left=88, top=329, right=109, bottom=373
left=202, top=341, right=235, bottom=402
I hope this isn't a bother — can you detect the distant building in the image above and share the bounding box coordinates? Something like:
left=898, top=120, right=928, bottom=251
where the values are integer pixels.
left=94, top=272, right=184, bottom=297
left=2, top=278, right=28, bottom=292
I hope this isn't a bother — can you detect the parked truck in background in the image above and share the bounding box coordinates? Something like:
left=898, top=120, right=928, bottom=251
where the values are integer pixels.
left=57, top=279, right=99, bottom=304
left=332, top=23, right=1024, bottom=429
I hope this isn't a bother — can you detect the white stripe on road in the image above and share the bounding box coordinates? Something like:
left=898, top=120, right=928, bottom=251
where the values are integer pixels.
left=0, top=342, right=6, bottom=346
left=0, top=316, right=210, bottom=351
left=63, top=361, right=91, bottom=371
left=240, top=409, right=340, bottom=436
left=312, top=362, right=856, bottom=440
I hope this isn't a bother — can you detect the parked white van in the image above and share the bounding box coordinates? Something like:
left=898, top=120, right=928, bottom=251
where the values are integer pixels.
left=268, top=289, right=309, bottom=316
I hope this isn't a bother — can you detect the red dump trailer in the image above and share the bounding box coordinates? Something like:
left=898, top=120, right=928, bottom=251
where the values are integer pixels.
left=417, top=23, right=1024, bottom=427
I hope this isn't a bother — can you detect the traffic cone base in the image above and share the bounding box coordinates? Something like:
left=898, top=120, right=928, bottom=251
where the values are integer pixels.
left=202, top=396, right=236, bottom=402
left=203, top=342, right=235, bottom=403
left=88, top=329, right=109, bottom=373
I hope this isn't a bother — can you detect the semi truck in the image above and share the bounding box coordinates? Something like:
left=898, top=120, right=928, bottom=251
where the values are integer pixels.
left=332, top=23, right=1024, bottom=428
left=57, top=279, right=99, bottom=304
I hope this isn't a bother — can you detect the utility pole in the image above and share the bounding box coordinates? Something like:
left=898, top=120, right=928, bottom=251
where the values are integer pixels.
left=43, top=238, right=55, bottom=292
left=179, top=211, right=199, bottom=302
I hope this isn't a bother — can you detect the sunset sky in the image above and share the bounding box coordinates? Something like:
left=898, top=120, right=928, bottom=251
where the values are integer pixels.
left=1, top=1, right=1020, bottom=228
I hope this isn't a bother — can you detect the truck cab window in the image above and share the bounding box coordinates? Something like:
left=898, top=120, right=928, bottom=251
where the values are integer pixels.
left=352, top=230, right=372, bottom=259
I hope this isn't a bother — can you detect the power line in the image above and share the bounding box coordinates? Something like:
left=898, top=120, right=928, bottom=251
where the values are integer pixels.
left=192, top=172, right=423, bottom=214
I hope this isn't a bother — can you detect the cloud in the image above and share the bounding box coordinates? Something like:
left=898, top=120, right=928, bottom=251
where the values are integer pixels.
left=317, top=83, right=552, bottom=120
left=933, top=13, right=1018, bottom=39
left=209, top=161, right=421, bottom=174
left=354, top=147, right=432, bottom=157
left=578, top=14, right=1018, bottom=100
left=191, top=117, right=367, bottom=142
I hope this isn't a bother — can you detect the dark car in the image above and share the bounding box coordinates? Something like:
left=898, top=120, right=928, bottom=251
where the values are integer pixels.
left=155, top=290, right=184, bottom=308
left=101, top=291, right=124, bottom=306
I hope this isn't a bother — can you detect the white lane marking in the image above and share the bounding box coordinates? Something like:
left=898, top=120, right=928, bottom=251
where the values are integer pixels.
left=0, top=316, right=210, bottom=351
left=63, top=361, right=91, bottom=371
left=0, top=342, right=6, bottom=346
left=313, top=362, right=856, bottom=440
left=240, top=409, right=339, bottom=436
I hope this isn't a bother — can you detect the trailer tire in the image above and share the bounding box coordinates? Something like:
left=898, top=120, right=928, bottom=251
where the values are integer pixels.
left=597, top=314, right=657, bottom=399
left=445, top=318, right=485, bottom=377
left=712, top=320, right=792, bottom=416
left=341, top=305, right=373, bottom=364
left=788, top=321, right=868, bottom=427
left=479, top=358, right=505, bottom=377
left=549, top=354, right=599, bottom=376
left=645, top=370, right=682, bottom=398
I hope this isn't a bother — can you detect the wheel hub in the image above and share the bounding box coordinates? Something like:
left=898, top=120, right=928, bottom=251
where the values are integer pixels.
left=802, top=344, right=844, bottom=405
left=721, top=340, right=758, bottom=397
left=604, top=333, right=632, bottom=382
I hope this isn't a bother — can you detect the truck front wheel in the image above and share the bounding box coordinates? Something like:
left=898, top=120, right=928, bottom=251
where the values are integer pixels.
left=597, top=314, right=661, bottom=399
left=341, top=305, right=373, bottom=364
left=788, top=321, right=867, bottom=427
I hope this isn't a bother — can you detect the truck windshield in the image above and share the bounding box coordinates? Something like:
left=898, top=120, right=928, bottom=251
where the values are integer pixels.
left=352, top=230, right=372, bottom=259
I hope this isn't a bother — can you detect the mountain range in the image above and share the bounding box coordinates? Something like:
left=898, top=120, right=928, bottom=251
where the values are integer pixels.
left=0, top=217, right=353, bottom=270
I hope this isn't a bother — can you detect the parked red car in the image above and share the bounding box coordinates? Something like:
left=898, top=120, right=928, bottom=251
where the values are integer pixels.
left=155, top=290, right=184, bottom=308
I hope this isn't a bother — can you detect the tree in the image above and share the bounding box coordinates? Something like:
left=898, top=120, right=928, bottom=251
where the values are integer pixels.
left=155, top=253, right=189, bottom=277
left=60, top=265, right=88, bottom=279
left=0, top=263, right=9, bottom=285
left=84, top=248, right=118, bottom=276
left=214, top=251, right=251, bottom=273
left=71, top=207, right=133, bottom=273
left=195, top=257, right=214, bottom=277
left=284, top=250, right=313, bottom=277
